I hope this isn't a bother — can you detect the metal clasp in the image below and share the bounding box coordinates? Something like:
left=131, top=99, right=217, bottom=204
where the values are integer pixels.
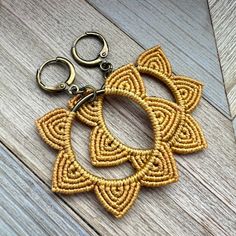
left=36, top=57, right=76, bottom=93
left=71, top=32, right=113, bottom=77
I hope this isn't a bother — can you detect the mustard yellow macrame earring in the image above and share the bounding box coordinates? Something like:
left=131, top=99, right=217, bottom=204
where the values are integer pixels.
left=35, top=32, right=207, bottom=218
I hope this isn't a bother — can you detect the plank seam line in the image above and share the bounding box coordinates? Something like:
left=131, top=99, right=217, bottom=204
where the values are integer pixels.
left=85, top=0, right=231, bottom=119
left=0, top=141, right=101, bottom=236
left=146, top=0, right=217, bottom=57
left=0, top=1, right=234, bottom=232
left=206, top=0, right=232, bottom=118
left=2, top=1, right=231, bottom=120
left=121, top=0, right=225, bottom=85
left=1, top=38, right=235, bottom=219
left=1, top=188, right=56, bottom=235
left=93, top=103, right=236, bottom=216
left=0, top=110, right=234, bottom=234
left=1, top=37, right=234, bottom=216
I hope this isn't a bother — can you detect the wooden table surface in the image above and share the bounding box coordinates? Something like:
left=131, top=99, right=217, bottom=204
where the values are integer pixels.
left=0, top=0, right=235, bottom=235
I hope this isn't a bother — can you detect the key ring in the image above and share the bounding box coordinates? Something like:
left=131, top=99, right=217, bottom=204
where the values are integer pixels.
left=71, top=32, right=113, bottom=76
left=36, top=57, right=76, bottom=93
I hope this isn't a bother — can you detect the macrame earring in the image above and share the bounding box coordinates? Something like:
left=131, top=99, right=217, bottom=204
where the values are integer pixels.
left=69, top=39, right=207, bottom=168
left=35, top=32, right=207, bottom=218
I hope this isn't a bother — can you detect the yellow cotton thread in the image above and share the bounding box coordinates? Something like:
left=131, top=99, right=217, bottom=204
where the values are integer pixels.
left=37, top=46, right=207, bottom=218
left=36, top=106, right=178, bottom=218
left=68, top=47, right=207, bottom=167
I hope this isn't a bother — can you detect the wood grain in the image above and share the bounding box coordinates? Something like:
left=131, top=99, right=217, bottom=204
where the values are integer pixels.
left=208, top=0, right=236, bottom=136
left=0, top=0, right=236, bottom=235
left=233, top=118, right=236, bottom=137
left=87, top=0, right=230, bottom=117
left=0, top=143, right=97, bottom=236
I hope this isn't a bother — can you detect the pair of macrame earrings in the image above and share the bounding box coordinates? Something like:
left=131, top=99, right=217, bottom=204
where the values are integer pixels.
left=36, top=32, right=207, bottom=218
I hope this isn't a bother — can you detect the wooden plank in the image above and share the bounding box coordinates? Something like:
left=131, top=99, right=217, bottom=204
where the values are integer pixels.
left=233, top=118, right=236, bottom=137
left=0, top=0, right=236, bottom=235
left=208, top=0, right=236, bottom=135
left=87, top=0, right=230, bottom=117
left=0, top=144, right=97, bottom=236
left=208, top=0, right=236, bottom=116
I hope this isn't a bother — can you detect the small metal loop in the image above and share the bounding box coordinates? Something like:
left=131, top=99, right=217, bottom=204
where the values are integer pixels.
left=99, top=61, right=113, bottom=79
left=72, top=88, right=105, bottom=112
left=36, top=57, right=76, bottom=93
left=100, top=61, right=113, bottom=72
left=67, top=84, right=83, bottom=95
left=81, top=85, right=98, bottom=102
left=71, top=32, right=109, bottom=67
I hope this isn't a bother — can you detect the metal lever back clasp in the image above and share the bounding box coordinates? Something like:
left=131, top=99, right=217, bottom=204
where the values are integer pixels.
left=71, top=32, right=109, bottom=67
left=36, top=57, right=76, bottom=93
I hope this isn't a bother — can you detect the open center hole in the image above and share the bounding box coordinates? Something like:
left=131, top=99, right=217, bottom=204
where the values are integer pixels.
left=40, top=63, right=69, bottom=87
left=75, top=37, right=103, bottom=61
left=142, top=74, right=175, bottom=101
left=103, top=96, right=153, bottom=149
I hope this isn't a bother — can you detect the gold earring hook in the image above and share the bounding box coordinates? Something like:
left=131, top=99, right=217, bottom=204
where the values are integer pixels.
left=71, top=31, right=109, bottom=67
left=36, top=57, right=76, bottom=93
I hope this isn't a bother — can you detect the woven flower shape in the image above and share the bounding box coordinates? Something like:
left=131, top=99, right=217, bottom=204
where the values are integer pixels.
left=68, top=46, right=207, bottom=168
left=36, top=46, right=207, bottom=218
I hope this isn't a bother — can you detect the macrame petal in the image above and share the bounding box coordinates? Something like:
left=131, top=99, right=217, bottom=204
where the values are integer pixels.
left=129, top=150, right=152, bottom=170
left=105, top=64, right=146, bottom=98
left=136, top=46, right=172, bottom=77
left=95, top=182, right=140, bottom=218
left=36, top=108, right=70, bottom=150
left=145, top=97, right=184, bottom=141
left=35, top=44, right=209, bottom=219
left=138, top=143, right=179, bottom=187
left=172, top=76, right=203, bottom=113
left=90, top=125, right=130, bottom=166
left=52, top=151, right=94, bottom=194
left=90, top=125, right=152, bottom=167
left=170, top=114, right=207, bottom=153
left=68, top=95, right=100, bottom=126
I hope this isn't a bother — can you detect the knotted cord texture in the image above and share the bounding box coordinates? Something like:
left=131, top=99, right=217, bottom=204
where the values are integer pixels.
left=68, top=47, right=207, bottom=167
left=36, top=107, right=178, bottom=218
left=37, top=46, right=207, bottom=218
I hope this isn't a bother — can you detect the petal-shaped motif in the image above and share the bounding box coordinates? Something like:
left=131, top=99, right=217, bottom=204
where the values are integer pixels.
left=36, top=109, right=70, bottom=150
left=94, top=182, right=140, bottom=218
left=52, top=151, right=95, bottom=194
left=170, top=114, right=207, bottom=153
left=105, top=64, right=146, bottom=98
left=129, top=150, right=152, bottom=170
left=90, top=125, right=130, bottom=166
left=35, top=44, right=209, bottom=219
left=136, top=143, right=179, bottom=187
left=68, top=95, right=100, bottom=126
left=171, top=76, right=203, bottom=113
left=136, top=46, right=172, bottom=77
left=145, top=97, right=184, bottom=141
left=90, top=125, right=152, bottom=167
